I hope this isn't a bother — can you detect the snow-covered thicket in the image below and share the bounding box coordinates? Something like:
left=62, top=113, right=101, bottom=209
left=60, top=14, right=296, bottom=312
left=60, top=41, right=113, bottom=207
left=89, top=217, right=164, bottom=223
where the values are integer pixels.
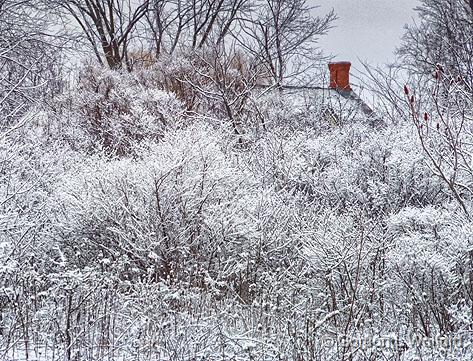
left=1, top=61, right=473, bottom=361
left=2, top=0, right=473, bottom=360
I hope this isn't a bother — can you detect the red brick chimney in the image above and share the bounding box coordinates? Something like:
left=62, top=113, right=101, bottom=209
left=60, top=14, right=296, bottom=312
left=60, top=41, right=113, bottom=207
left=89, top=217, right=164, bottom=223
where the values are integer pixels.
left=328, top=62, right=351, bottom=91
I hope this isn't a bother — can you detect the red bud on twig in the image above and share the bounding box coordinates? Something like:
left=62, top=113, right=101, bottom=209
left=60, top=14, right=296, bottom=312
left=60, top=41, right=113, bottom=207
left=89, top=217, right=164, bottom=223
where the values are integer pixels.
left=404, top=85, right=409, bottom=95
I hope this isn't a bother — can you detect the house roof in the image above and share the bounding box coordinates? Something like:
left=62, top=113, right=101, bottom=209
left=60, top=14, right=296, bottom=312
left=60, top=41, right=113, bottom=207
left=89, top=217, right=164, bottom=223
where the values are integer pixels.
left=256, top=85, right=377, bottom=126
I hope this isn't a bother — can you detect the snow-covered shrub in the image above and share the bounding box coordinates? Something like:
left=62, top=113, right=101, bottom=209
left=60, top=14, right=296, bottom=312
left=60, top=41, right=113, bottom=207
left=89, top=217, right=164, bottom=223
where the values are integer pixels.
left=0, top=115, right=68, bottom=358
left=46, top=119, right=314, bottom=307
left=281, top=122, right=446, bottom=214
left=48, top=123, right=250, bottom=283
left=147, top=49, right=270, bottom=143
left=386, top=206, right=473, bottom=335
left=51, top=64, right=185, bottom=156
left=144, top=52, right=199, bottom=111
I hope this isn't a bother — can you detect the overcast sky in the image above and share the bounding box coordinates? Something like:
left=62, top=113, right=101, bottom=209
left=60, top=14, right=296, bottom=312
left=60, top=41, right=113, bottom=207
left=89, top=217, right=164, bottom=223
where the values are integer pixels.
left=315, top=0, right=420, bottom=72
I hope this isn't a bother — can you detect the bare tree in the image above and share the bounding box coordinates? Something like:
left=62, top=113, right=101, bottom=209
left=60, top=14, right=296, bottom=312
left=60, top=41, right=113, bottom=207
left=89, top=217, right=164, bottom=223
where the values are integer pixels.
left=398, top=0, right=473, bottom=90
left=56, top=0, right=150, bottom=70
left=234, top=0, right=336, bottom=87
left=144, top=0, right=251, bottom=57
left=391, top=0, right=473, bottom=216
left=404, top=77, right=473, bottom=217
left=1, top=0, right=63, bottom=126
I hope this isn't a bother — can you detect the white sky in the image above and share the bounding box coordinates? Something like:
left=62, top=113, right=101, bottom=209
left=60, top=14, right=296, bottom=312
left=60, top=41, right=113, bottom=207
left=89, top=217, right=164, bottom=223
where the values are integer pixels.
left=314, top=0, right=420, bottom=72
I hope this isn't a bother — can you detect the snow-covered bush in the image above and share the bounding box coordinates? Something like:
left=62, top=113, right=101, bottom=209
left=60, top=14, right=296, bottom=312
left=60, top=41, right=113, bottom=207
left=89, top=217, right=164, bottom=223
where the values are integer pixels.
left=386, top=206, right=473, bottom=335
left=248, top=120, right=446, bottom=216
left=51, top=65, right=185, bottom=156
left=48, top=123, right=248, bottom=282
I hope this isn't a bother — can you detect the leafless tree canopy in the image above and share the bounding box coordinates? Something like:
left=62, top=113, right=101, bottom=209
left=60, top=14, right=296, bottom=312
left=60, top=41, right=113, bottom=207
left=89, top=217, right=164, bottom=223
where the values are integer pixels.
left=45, top=0, right=334, bottom=83
left=399, top=0, right=473, bottom=89
left=235, top=0, right=335, bottom=86
left=0, top=0, right=63, bottom=125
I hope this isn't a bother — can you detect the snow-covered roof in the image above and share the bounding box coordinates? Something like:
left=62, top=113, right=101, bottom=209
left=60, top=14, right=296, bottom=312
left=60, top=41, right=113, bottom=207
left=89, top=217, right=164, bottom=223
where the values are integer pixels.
left=256, top=85, right=378, bottom=126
